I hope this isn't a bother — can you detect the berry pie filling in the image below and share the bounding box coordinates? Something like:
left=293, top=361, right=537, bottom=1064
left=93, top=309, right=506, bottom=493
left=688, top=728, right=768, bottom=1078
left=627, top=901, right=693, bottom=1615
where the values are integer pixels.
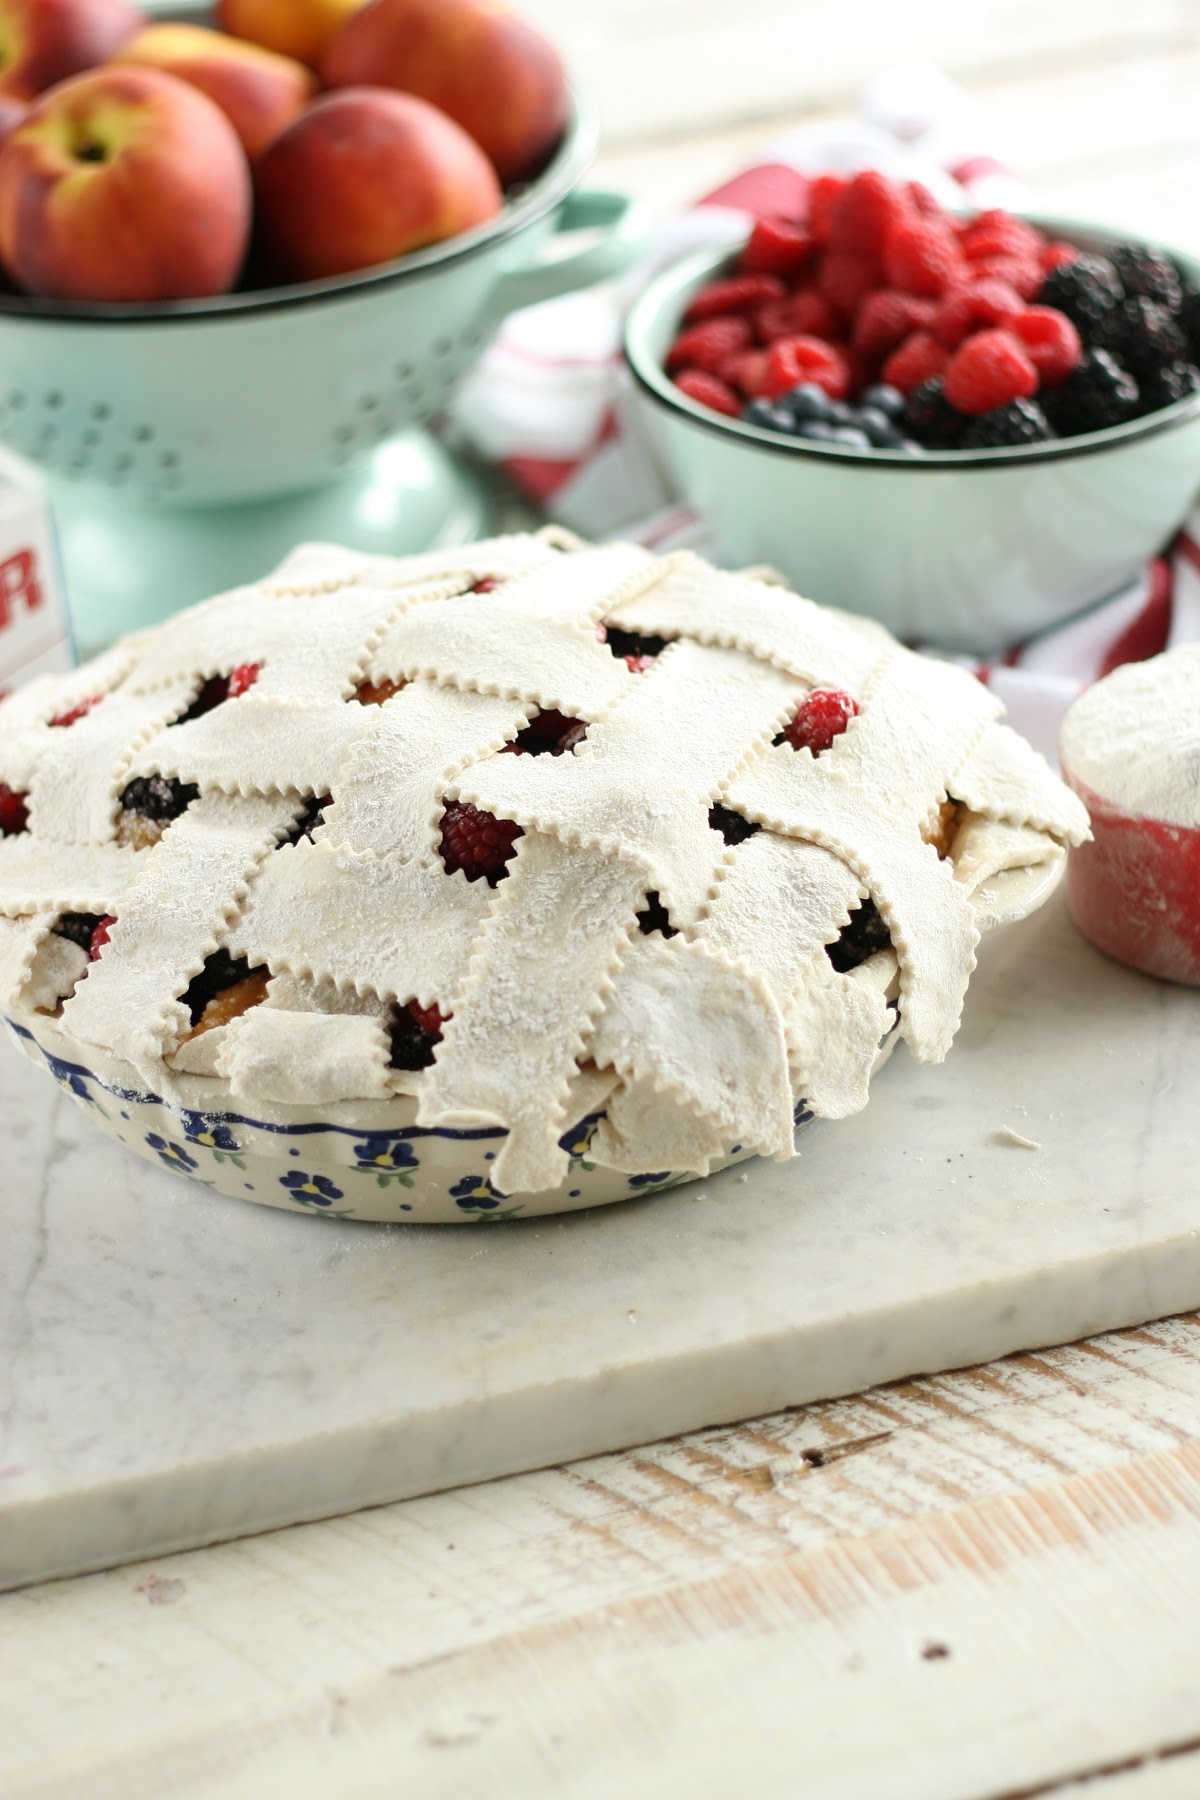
left=597, top=621, right=673, bottom=673
left=180, top=949, right=271, bottom=1039
left=0, top=783, right=29, bottom=836
left=354, top=676, right=406, bottom=706
left=663, top=171, right=1200, bottom=451
left=439, top=799, right=523, bottom=885
left=173, top=661, right=262, bottom=726
left=115, top=774, right=199, bottom=849
left=49, top=694, right=104, bottom=729
left=388, top=998, right=451, bottom=1071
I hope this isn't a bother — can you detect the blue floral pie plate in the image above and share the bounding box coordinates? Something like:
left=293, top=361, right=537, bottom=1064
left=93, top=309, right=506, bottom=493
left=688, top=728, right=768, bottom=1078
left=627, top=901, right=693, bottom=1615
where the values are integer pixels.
left=6, top=1013, right=821, bottom=1224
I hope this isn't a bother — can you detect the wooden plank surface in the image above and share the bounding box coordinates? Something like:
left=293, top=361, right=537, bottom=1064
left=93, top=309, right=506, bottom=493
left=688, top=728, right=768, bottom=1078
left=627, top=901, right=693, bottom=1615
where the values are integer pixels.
left=7, top=1318, right=1200, bottom=1796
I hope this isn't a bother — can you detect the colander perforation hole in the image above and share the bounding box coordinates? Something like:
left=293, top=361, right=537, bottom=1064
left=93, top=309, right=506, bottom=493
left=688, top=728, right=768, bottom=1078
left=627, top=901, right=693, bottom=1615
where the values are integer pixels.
left=359, top=395, right=379, bottom=413
left=91, top=403, right=111, bottom=421
left=82, top=428, right=101, bottom=447
left=44, top=391, right=64, bottom=409
left=133, top=424, right=154, bottom=443
left=434, top=337, right=452, bottom=357
left=334, top=425, right=354, bottom=444
left=159, top=451, right=179, bottom=469
left=394, top=362, right=413, bottom=381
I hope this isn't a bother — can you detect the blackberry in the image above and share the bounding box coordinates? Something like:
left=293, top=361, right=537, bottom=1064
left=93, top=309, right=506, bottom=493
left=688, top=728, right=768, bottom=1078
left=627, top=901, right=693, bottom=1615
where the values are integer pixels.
left=181, top=950, right=261, bottom=1027
left=388, top=999, right=444, bottom=1071
left=1096, top=296, right=1187, bottom=378
left=1037, top=254, right=1122, bottom=336
left=636, top=890, right=678, bottom=938
left=118, top=773, right=199, bottom=821
left=1180, top=288, right=1200, bottom=361
left=1109, top=243, right=1184, bottom=314
left=1136, top=359, right=1200, bottom=416
left=1041, top=349, right=1138, bottom=437
left=708, top=803, right=759, bottom=847
left=960, top=399, right=1054, bottom=449
left=826, top=899, right=892, bottom=974
left=54, top=911, right=103, bottom=951
left=902, top=377, right=963, bottom=449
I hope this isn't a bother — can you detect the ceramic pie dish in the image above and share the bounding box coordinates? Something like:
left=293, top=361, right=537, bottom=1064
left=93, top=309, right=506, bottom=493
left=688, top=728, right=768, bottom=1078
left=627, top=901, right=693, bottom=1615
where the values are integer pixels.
left=0, top=531, right=1087, bottom=1223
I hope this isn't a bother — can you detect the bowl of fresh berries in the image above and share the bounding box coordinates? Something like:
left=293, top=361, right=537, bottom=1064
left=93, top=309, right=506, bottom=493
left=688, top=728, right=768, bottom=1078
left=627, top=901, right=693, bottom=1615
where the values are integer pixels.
left=624, top=172, right=1200, bottom=653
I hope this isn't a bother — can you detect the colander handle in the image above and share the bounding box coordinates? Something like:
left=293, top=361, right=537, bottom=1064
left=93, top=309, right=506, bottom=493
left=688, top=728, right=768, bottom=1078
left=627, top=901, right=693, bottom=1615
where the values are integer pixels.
left=484, top=189, right=644, bottom=320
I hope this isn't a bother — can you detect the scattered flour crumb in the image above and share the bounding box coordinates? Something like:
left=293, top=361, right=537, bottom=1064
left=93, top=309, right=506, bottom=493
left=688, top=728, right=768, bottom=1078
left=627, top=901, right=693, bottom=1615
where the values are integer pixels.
left=993, top=1125, right=1041, bottom=1151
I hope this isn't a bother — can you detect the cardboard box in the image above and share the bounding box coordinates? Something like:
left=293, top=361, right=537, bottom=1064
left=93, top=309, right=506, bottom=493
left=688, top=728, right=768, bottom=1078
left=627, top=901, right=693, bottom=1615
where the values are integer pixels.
left=0, top=448, right=71, bottom=697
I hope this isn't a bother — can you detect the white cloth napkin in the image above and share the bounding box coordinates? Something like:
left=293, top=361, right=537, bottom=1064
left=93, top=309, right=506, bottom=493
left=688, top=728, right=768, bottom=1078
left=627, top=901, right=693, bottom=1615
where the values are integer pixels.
left=451, top=64, right=1199, bottom=764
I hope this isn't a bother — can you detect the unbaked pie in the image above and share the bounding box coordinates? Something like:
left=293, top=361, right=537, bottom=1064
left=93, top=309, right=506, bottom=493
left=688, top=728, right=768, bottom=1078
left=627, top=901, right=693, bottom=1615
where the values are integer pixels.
left=0, top=530, right=1088, bottom=1222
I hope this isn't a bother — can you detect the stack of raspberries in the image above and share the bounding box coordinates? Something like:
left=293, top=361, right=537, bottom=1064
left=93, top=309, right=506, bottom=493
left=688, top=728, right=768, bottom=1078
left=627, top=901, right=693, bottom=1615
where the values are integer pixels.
left=662, top=170, right=1200, bottom=450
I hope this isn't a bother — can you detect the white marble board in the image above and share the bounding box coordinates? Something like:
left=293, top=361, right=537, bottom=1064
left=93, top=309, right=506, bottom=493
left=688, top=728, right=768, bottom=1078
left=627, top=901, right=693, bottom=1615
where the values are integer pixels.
left=3, top=889, right=1198, bottom=1591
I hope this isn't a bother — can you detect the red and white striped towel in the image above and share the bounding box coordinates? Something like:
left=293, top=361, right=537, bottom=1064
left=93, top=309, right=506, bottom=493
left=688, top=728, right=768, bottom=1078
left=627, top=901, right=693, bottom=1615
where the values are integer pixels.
left=452, top=65, right=1199, bottom=764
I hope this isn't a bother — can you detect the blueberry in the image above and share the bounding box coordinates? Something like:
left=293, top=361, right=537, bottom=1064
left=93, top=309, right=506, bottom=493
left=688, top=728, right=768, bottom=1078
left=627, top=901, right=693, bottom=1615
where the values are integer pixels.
left=858, top=407, right=904, bottom=447
left=795, top=420, right=839, bottom=441
left=862, top=383, right=905, bottom=418
left=742, top=398, right=793, bottom=432
left=784, top=382, right=832, bottom=421
left=823, top=399, right=856, bottom=427
left=827, top=426, right=871, bottom=450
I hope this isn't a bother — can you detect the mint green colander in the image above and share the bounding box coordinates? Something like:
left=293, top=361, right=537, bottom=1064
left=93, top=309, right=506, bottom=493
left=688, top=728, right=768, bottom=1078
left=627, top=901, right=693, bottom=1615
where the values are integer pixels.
left=0, top=86, right=637, bottom=650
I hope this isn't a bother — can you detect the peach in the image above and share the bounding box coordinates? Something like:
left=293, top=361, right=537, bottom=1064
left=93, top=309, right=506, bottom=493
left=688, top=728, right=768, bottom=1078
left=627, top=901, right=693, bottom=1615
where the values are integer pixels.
left=216, top=0, right=365, bottom=71
left=0, top=0, right=142, bottom=101
left=113, top=22, right=315, bottom=159
left=253, top=86, right=501, bottom=281
left=0, top=64, right=251, bottom=301
left=322, top=0, right=567, bottom=186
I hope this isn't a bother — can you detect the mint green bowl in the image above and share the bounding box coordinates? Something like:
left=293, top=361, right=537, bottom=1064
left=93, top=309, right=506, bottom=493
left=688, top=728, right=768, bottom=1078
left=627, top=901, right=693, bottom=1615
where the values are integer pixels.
left=625, top=220, right=1200, bottom=654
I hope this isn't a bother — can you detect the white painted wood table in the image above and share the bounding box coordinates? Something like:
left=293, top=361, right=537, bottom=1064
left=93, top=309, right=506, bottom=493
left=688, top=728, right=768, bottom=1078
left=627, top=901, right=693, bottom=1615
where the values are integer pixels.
left=5, top=10, right=1200, bottom=1795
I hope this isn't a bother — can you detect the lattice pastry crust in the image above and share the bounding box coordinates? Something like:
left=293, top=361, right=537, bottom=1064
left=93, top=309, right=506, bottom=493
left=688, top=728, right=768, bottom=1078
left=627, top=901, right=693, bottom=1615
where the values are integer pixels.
left=0, top=532, right=1088, bottom=1196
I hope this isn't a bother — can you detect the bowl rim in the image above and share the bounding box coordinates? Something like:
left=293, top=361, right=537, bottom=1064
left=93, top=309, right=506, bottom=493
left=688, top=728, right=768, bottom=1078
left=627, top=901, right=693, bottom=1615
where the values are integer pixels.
left=625, top=218, right=1200, bottom=471
left=0, top=93, right=594, bottom=328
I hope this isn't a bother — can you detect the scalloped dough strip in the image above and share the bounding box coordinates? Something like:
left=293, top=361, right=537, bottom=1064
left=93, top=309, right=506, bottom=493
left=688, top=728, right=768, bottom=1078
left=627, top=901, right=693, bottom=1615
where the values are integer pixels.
left=950, top=722, right=1090, bottom=842
left=322, top=683, right=531, bottom=862
left=457, top=638, right=801, bottom=926
left=0, top=839, right=141, bottom=915
left=363, top=542, right=658, bottom=715
left=605, top=552, right=893, bottom=690
left=228, top=839, right=494, bottom=1013
left=0, top=910, right=57, bottom=1011
left=587, top=935, right=793, bottom=1176
left=126, top=579, right=448, bottom=702
left=217, top=1008, right=391, bottom=1105
left=418, top=832, right=648, bottom=1196
left=270, top=531, right=565, bottom=593
left=61, top=792, right=298, bottom=1072
left=132, top=697, right=373, bottom=801
left=26, top=684, right=196, bottom=845
left=696, top=831, right=889, bottom=1118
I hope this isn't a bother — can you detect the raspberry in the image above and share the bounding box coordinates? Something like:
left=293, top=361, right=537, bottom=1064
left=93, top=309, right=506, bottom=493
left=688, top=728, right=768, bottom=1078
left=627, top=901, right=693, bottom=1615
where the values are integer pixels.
left=905, top=180, right=944, bottom=219
left=807, top=174, right=846, bottom=246
left=673, top=369, right=742, bottom=416
left=931, top=278, right=1023, bottom=347
left=967, top=255, right=1042, bottom=300
left=176, top=661, right=261, bottom=724
left=683, top=274, right=786, bottom=322
left=1003, top=306, right=1081, bottom=385
left=829, top=170, right=908, bottom=256
left=789, top=290, right=840, bottom=338
left=960, top=399, right=1054, bottom=448
left=388, top=997, right=450, bottom=1070
left=764, top=336, right=850, bottom=400
left=943, top=329, right=1038, bottom=415
left=1039, top=241, right=1079, bottom=273
left=1041, top=349, right=1138, bottom=436
left=48, top=694, right=103, bottom=729
left=89, top=915, right=116, bottom=960
left=784, top=687, right=859, bottom=754
left=852, top=290, right=935, bottom=359
left=439, top=801, right=522, bottom=885
left=961, top=214, right=1043, bottom=264
left=470, top=576, right=500, bottom=593
left=227, top=661, right=261, bottom=698
left=1110, top=243, right=1184, bottom=313
left=666, top=316, right=752, bottom=373
left=0, top=782, right=29, bottom=835
left=719, top=348, right=770, bottom=397
left=818, top=249, right=883, bottom=316
left=737, top=217, right=814, bottom=279
left=903, top=376, right=964, bottom=449
left=882, top=219, right=964, bottom=297
left=882, top=329, right=948, bottom=394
